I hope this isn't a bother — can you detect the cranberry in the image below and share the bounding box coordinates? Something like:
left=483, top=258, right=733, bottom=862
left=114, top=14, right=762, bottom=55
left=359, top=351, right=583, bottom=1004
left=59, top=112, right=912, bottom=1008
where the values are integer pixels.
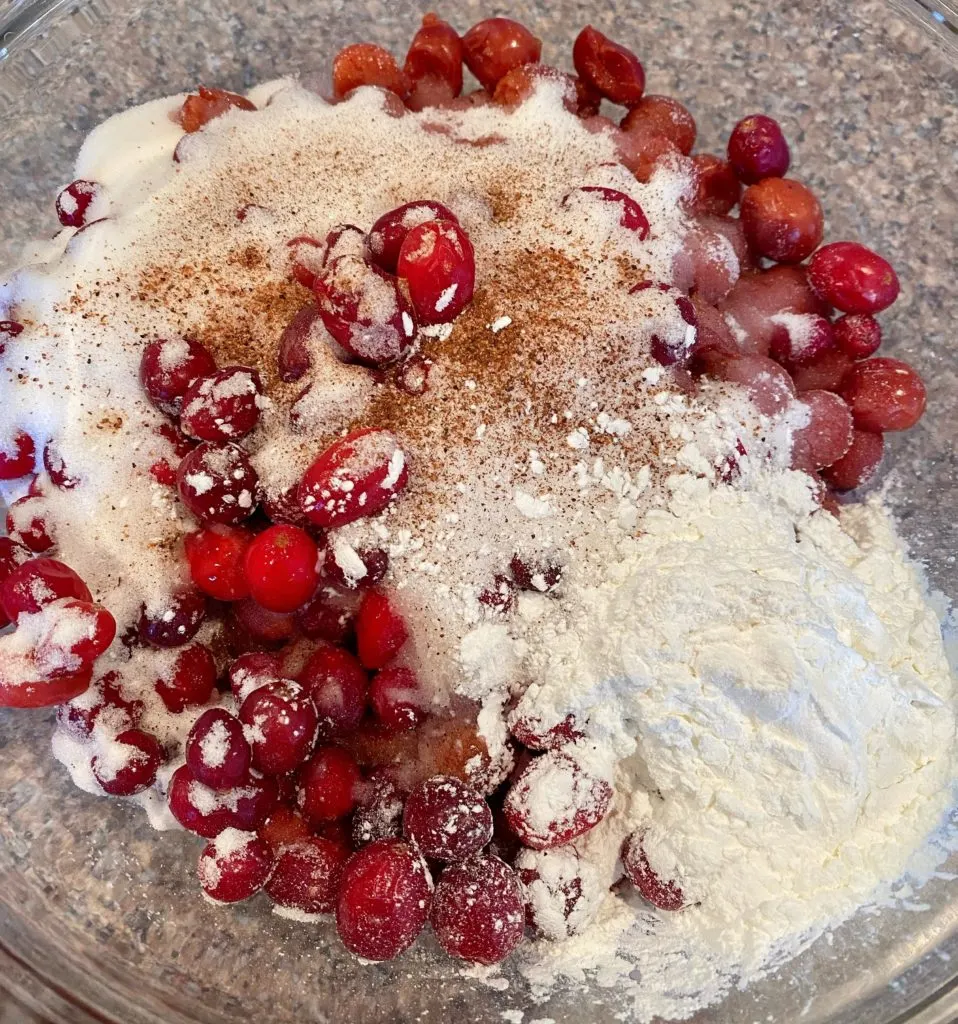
left=297, top=745, right=362, bottom=824
left=630, top=281, right=699, bottom=364
left=510, top=713, right=584, bottom=751
left=6, top=495, right=54, bottom=553
left=299, top=428, right=408, bottom=530
left=298, top=645, right=369, bottom=738
left=177, top=86, right=256, bottom=133
left=186, top=708, right=252, bottom=790
left=168, top=764, right=278, bottom=838
left=0, top=557, right=91, bottom=623
left=740, top=178, right=823, bottom=264
left=53, top=600, right=116, bottom=664
left=184, top=525, right=251, bottom=601
left=622, top=830, right=687, bottom=911
left=396, top=219, right=475, bottom=325
left=461, top=18, right=541, bottom=92
left=562, top=186, right=650, bottom=238
left=492, top=64, right=578, bottom=111
left=264, top=836, right=350, bottom=913
left=55, top=179, right=101, bottom=228
left=277, top=305, right=319, bottom=382
left=791, top=390, right=855, bottom=472
left=353, top=773, right=405, bottom=847
left=241, top=524, right=320, bottom=614
left=769, top=313, right=835, bottom=369
left=403, top=775, right=492, bottom=862
left=197, top=828, right=275, bottom=903
left=336, top=838, right=432, bottom=960
left=177, top=441, right=259, bottom=525
left=0, top=430, right=36, bottom=480
left=228, top=651, right=283, bottom=703
left=154, top=642, right=217, bottom=713
left=807, top=241, right=900, bottom=314
left=332, top=43, right=410, bottom=99
left=180, top=367, right=261, bottom=442
left=366, top=200, right=459, bottom=275
left=322, top=223, right=368, bottom=267
left=405, top=14, right=463, bottom=97
left=406, top=77, right=457, bottom=111
left=139, top=337, right=217, bottom=417
left=790, top=348, right=855, bottom=394
left=840, top=356, right=926, bottom=432
left=151, top=423, right=196, bottom=485
left=516, top=846, right=600, bottom=939
left=355, top=590, right=409, bottom=670
left=42, top=443, right=80, bottom=490
left=430, top=855, right=524, bottom=965
left=686, top=154, right=742, bottom=216
left=92, top=728, right=165, bottom=796
left=0, top=649, right=93, bottom=709
left=727, top=114, right=790, bottom=184
left=287, top=236, right=326, bottom=290
left=230, top=599, right=298, bottom=649
left=57, top=670, right=142, bottom=740
left=621, top=95, right=695, bottom=154
left=0, top=320, right=24, bottom=358
left=833, top=313, right=882, bottom=359
left=572, top=25, right=645, bottom=107
left=712, top=354, right=797, bottom=415
left=240, top=680, right=319, bottom=776
left=323, top=543, right=389, bottom=590
left=295, top=584, right=361, bottom=644
left=822, top=428, right=885, bottom=491
left=504, top=749, right=613, bottom=851
left=258, top=805, right=313, bottom=850
left=369, top=667, right=426, bottom=733
left=138, top=588, right=207, bottom=648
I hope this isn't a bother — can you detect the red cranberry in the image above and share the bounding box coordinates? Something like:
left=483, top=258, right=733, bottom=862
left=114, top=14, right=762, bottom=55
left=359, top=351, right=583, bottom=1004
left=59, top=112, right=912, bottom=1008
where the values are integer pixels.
left=0, top=430, right=36, bottom=480
left=295, top=584, right=361, bottom=645
left=243, top=525, right=320, bottom=613
left=180, top=367, right=262, bottom=442
left=833, top=313, right=882, bottom=359
left=186, top=708, right=252, bottom=790
left=42, top=443, right=80, bottom=489
left=366, top=200, right=460, bottom=274
left=622, top=830, right=687, bottom=911
left=710, top=354, right=798, bottom=415
left=177, top=441, right=259, bottom=525
left=197, top=828, right=275, bottom=903
left=462, top=18, right=541, bottom=92
left=55, top=179, right=101, bottom=228
left=138, top=588, right=207, bottom=648
left=562, top=186, right=650, bottom=238
left=516, top=846, right=599, bottom=939
left=150, top=423, right=196, bottom=485
left=791, top=390, right=855, bottom=472
left=768, top=313, right=835, bottom=368
left=336, top=838, right=432, bottom=960
left=167, top=764, right=278, bottom=838
left=258, top=805, right=313, bottom=850
left=840, top=357, right=926, bottom=432
left=790, top=348, right=855, bottom=394
left=510, top=713, right=584, bottom=751
left=299, top=428, right=408, bottom=530
left=265, top=836, right=350, bottom=913
left=630, top=281, right=699, bottom=365
left=154, top=642, right=217, bottom=713
left=352, top=773, right=405, bottom=847
left=403, top=775, right=492, bottom=862
left=504, top=749, right=613, bottom=850
left=277, top=305, right=319, bottom=382
left=184, top=525, right=251, bottom=601
left=5, top=495, right=53, bottom=553
left=404, top=13, right=463, bottom=97
left=492, top=64, right=579, bottom=112
left=621, top=95, right=695, bottom=154
left=139, top=337, right=217, bottom=417
left=355, top=590, right=409, bottom=670
left=229, top=599, right=297, bottom=649
left=92, top=728, right=165, bottom=796
left=177, top=87, right=255, bottom=132
left=687, top=154, right=742, bottom=216
left=727, top=114, right=790, bottom=184
left=228, top=651, right=283, bottom=703
left=56, top=670, right=142, bottom=739
left=369, top=667, right=426, bottom=733
left=0, top=557, right=91, bottom=623
left=240, top=680, right=319, bottom=776
left=822, top=428, right=885, bottom=491
left=396, top=219, right=475, bottom=324
left=297, top=745, right=362, bottom=824
left=50, top=600, right=115, bottom=664
left=287, top=236, right=326, bottom=290
left=740, top=177, right=823, bottom=264
left=332, top=43, right=410, bottom=99
left=572, top=25, right=645, bottom=107
left=323, top=544, right=389, bottom=590
left=430, top=855, right=524, bottom=965
left=298, top=645, right=369, bottom=739
left=807, top=241, right=900, bottom=314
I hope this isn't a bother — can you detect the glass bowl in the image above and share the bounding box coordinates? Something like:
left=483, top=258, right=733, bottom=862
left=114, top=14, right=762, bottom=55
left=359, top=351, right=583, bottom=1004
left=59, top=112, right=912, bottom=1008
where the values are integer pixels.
left=1, top=1, right=957, bottom=1021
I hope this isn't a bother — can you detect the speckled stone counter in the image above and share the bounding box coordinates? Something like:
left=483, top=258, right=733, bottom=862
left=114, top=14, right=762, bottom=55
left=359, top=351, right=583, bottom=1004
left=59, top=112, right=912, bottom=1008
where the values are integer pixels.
left=0, top=3, right=957, bottom=1023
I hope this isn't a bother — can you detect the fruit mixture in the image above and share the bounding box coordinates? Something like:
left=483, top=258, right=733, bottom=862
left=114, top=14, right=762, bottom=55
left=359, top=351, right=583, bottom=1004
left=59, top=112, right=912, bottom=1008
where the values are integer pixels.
left=0, top=11, right=948, bottom=999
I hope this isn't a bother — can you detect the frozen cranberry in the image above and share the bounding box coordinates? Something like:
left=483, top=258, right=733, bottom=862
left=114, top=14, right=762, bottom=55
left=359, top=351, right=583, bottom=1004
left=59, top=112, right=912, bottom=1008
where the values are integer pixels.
left=184, top=525, right=251, bottom=601
left=154, top=642, right=217, bottom=713
left=186, top=708, right=251, bottom=790
left=177, top=86, right=255, bottom=133
left=138, top=588, right=207, bottom=648
left=336, top=838, right=432, bottom=960
left=406, top=77, right=457, bottom=111
left=139, top=337, right=217, bottom=417
left=0, top=557, right=91, bottom=623
left=727, top=114, right=790, bottom=184
left=822, top=428, right=885, bottom=491
left=198, top=828, right=274, bottom=903
left=504, top=749, right=612, bottom=851
left=509, top=553, right=563, bottom=593
left=0, top=430, right=35, bottom=481
left=91, top=728, right=165, bottom=796
left=355, top=590, right=408, bottom=670
left=262, top=835, right=348, bottom=913
left=332, top=43, right=409, bottom=99
left=833, top=313, right=882, bottom=359
left=242, top=525, right=320, bottom=614
left=228, top=651, right=283, bottom=702
left=622, top=830, right=687, bottom=911
left=562, top=186, right=649, bottom=238
left=510, top=713, right=584, bottom=751
left=177, top=441, right=259, bottom=525
left=42, top=443, right=79, bottom=490
left=430, top=855, right=524, bottom=965
left=462, top=17, right=541, bottom=92
left=686, top=153, right=742, bottom=216
left=491, top=64, right=577, bottom=111
left=840, top=357, right=926, bottom=432
left=740, top=177, right=823, bottom=264
left=295, top=584, right=360, bottom=645
left=791, top=390, right=855, bottom=472
left=323, top=543, right=389, bottom=590
left=230, top=599, right=298, bottom=649
left=299, top=645, right=369, bottom=738
left=353, top=773, right=405, bottom=847
left=768, top=313, right=835, bottom=368
left=572, top=25, right=644, bottom=107
left=287, top=236, right=326, bottom=290
left=277, top=305, right=319, bottom=382
left=629, top=281, right=699, bottom=364
left=713, top=354, right=797, bottom=415
left=56, top=670, right=142, bottom=739
left=621, top=95, right=695, bottom=154
left=150, top=423, right=196, bottom=485
left=396, top=219, right=475, bottom=325
left=258, top=805, right=313, bottom=850
left=55, top=179, right=101, bottom=228
left=261, top=484, right=314, bottom=531
left=403, top=775, right=492, bottom=862
left=5, top=495, right=53, bottom=553
left=790, top=347, right=855, bottom=394
left=298, top=745, right=362, bottom=824
left=405, top=13, right=463, bottom=97
left=366, top=200, right=459, bottom=275
left=370, top=667, right=426, bottom=733
left=807, top=241, right=900, bottom=314
left=299, top=428, right=408, bottom=530
left=516, top=846, right=601, bottom=939
left=168, top=764, right=278, bottom=838
left=49, top=600, right=115, bottom=665
left=180, top=367, right=261, bottom=442
left=240, top=680, right=319, bottom=776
